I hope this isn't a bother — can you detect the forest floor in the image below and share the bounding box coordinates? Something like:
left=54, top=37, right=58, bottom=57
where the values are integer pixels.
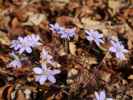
left=0, top=0, right=133, bottom=100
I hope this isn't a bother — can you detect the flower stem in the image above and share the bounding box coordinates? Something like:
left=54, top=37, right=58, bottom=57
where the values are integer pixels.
left=64, top=39, right=68, bottom=54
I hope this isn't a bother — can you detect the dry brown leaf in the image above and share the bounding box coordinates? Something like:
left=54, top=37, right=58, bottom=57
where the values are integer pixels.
left=53, top=0, right=69, bottom=3
left=16, top=90, right=26, bottom=100
left=57, top=16, right=73, bottom=26
left=128, top=75, right=133, bottom=80
left=123, top=23, right=133, bottom=49
left=22, top=13, right=46, bottom=26
left=69, top=42, right=76, bottom=55
left=3, top=85, right=14, bottom=100
left=0, top=87, right=4, bottom=100
left=81, top=18, right=106, bottom=31
left=11, top=18, right=19, bottom=30
left=0, top=31, right=10, bottom=45
left=100, top=71, right=111, bottom=82
left=0, top=54, right=10, bottom=62
left=108, top=0, right=121, bottom=15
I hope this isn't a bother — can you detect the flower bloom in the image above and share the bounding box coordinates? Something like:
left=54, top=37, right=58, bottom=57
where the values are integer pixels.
left=33, top=64, right=60, bottom=85
left=11, top=34, right=41, bottom=54
left=109, top=40, right=128, bottom=60
left=40, top=49, right=53, bottom=64
left=85, top=30, right=104, bottom=46
left=59, top=28, right=76, bottom=40
left=50, top=23, right=76, bottom=40
left=26, top=34, right=42, bottom=48
left=8, top=52, right=22, bottom=69
left=95, top=90, right=113, bottom=100
left=49, top=23, right=64, bottom=33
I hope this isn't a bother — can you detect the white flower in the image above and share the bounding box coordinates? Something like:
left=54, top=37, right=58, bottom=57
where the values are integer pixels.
left=33, top=64, right=60, bottom=85
left=49, top=23, right=64, bottom=33
left=8, top=52, right=22, bottom=69
left=40, top=49, right=53, bottom=64
left=85, top=30, right=104, bottom=46
left=11, top=34, right=42, bottom=54
left=95, top=90, right=113, bottom=100
left=59, top=28, right=76, bottom=40
left=109, top=40, right=128, bottom=60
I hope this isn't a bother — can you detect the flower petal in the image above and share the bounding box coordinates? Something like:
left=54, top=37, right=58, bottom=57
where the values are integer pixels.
left=99, top=90, right=106, bottom=100
left=33, top=67, right=43, bottom=74
left=106, top=98, right=113, bottom=100
left=116, top=52, right=125, bottom=60
left=26, top=47, right=32, bottom=53
left=95, top=92, right=100, bottom=100
left=48, top=75, right=56, bottom=83
left=52, top=69, right=61, bottom=75
left=39, top=75, right=47, bottom=85
left=109, top=47, right=116, bottom=53
left=19, top=48, right=25, bottom=54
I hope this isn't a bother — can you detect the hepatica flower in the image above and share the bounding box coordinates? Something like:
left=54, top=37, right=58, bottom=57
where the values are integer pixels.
left=27, top=34, right=42, bottom=48
left=109, top=40, right=128, bottom=60
left=11, top=34, right=41, bottom=54
left=8, top=52, right=22, bottom=69
left=40, top=49, right=53, bottom=64
left=95, top=90, right=113, bottom=100
left=59, top=28, right=76, bottom=40
left=85, top=30, right=104, bottom=46
left=50, top=23, right=76, bottom=40
left=33, top=64, right=60, bottom=85
left=49, top=23, right=64, bottom=33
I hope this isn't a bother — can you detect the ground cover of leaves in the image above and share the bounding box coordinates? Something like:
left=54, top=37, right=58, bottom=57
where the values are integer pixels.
left=0, top=0, right=133, bottom=100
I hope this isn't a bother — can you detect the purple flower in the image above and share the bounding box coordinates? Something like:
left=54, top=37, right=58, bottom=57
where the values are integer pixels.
left=85, top=30, right=104, bottom=46
left=59, top=28, right=76, bottom=40
left=33, top=64, right=61, bottom=85
left=8, top=52, right=22, bottom=69
left=40, top=49, right=53, bottom=64
left=11, top=34, right=41, bottom=54
left=49, top=23, right=76, bottom=40
left=49, top=23, right=64, bottom=33
left=26, top=34, right=42, bottom=48
left=109, top=40, right=128, bottom=60
left=95, top=90, right=113, bottom=100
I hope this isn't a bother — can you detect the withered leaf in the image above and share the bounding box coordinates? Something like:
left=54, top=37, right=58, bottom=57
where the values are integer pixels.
left=22, top=13, right=46, bottom=26
left=0, top=31, right=10, bottom=45
left=69, top=42, right=76, bottom=55
left=128, top=75, right=133, bottom=80
left=100, top=71, right=111, bottom=82
left=16, top=90, right=26, bottom=100
left=108, top=0, right=121, bottom=15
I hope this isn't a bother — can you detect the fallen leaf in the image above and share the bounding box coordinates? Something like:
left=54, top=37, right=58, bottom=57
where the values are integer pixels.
left=100, top=71, right=111, bottom=82
left=16, top=90, right=26, bottom=100
left=128, top=75, right=133, bottom=80
left=108, top=0, right=121, bottom=15
left=81, top=18, right=106, bottom=30
left=22, top=13, right=46, bottom=26
left=69, top=42, right=76, bottom=55
left=0, top=31, right=10, bottom=45
left=53, top=0, right=69, bottom=3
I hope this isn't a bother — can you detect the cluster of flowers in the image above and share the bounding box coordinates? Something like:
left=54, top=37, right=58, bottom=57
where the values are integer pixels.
left=9, top=34, right=60, bottom=85
left=50, top=23, right=76, bottom=40
left=33, top=49, right=60, bottom=85
left=8, top=22, right=128, bottom=99
left=50, top=23, right=128, bottom=60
